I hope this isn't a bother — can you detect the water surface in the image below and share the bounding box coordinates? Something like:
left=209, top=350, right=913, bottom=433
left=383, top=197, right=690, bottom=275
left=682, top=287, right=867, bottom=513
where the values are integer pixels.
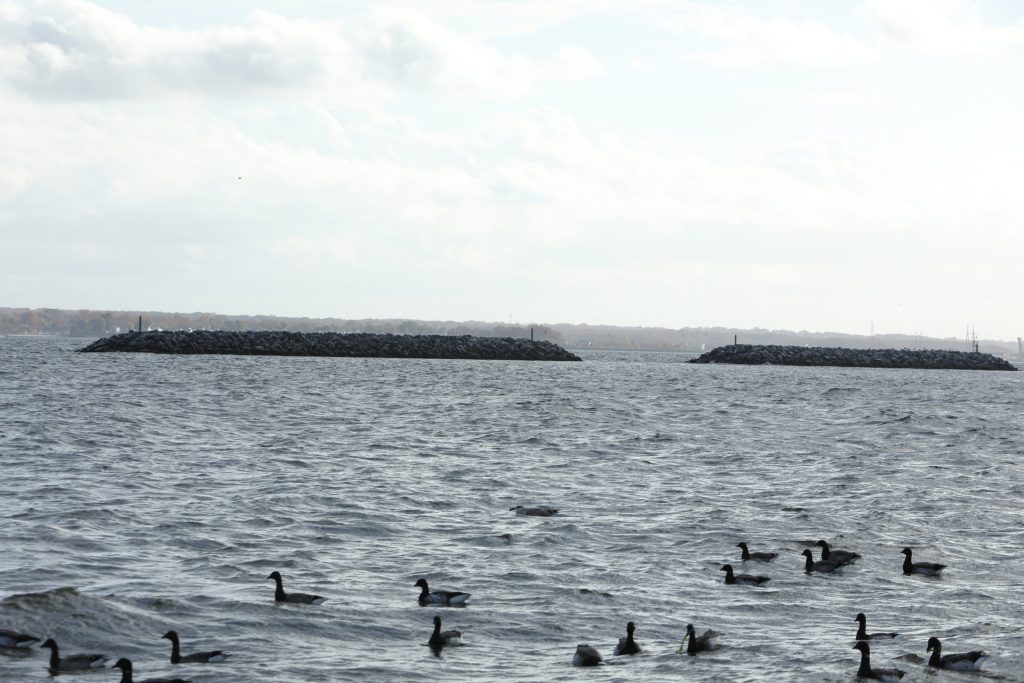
left=1, top=337, right=1021, bottom=681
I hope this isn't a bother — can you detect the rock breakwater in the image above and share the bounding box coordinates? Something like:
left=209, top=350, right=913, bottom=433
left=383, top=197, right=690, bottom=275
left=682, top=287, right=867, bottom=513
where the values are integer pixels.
left=689, top=344, right=1017, bottom=371
left=79, top=330, right=582, bottom=361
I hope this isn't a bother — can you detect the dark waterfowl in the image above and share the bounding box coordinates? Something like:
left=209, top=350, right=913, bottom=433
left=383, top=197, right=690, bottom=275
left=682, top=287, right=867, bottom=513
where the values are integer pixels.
left=853, top=641, right=905, bottom=682
left=816, top=540, right=861, bottom=565
left=720, top=564, right=770, bottom=586
left=681, top=623, right=719, bottom=655
left=428, top=615, right=463, bottom=650
left=926, top=637, right=988, bottom=671
left=900, top=547, right=946, bottom=576
left=267, top=571, right=326, bottom=604
left=802, top=549, right=842, bottom=574
left=39, top=638, right=108, bottom=672
left=855, top=613, right=897, bottom=641
left=613, top=622, right=641, bottom=656
left=113, top=657, right=192, bottom=683
left=0, top=629, right=39, bottom=648
left=510, top=505, right=558, bottom=517
left=737, top=542, right=777, bottom=562
left=161, top=630, right=229, bottom=664
left=572, top=644, right=603, bottom=666
left=415, top=578, right=471, bottom=606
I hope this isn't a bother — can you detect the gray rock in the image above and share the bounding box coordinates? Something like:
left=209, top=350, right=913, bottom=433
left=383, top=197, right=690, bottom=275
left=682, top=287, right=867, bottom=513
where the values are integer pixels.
left=79, top=331, right=582, bottom=362
left=688, top=344, right=1016, bottom=371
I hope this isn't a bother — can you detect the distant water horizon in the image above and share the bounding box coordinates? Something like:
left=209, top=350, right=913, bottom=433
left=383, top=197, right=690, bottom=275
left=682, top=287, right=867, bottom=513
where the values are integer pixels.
left=3, top=306, right=1022, bottom=356
left=2, top=337, right=1022, bottom=681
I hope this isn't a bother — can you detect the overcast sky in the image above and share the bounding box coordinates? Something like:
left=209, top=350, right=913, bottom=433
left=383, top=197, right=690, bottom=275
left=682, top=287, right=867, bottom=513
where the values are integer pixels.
left=2, top=1, right=1022, bottom=339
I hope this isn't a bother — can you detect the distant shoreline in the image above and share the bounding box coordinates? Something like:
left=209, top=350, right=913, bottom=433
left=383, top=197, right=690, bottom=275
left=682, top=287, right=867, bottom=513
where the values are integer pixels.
left=3, top=306, right=1021, bottom=360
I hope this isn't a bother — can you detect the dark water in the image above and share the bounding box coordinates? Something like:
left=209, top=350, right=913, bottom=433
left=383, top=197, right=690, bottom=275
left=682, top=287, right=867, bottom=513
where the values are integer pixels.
left=1, top=337, right=1022, bottom=682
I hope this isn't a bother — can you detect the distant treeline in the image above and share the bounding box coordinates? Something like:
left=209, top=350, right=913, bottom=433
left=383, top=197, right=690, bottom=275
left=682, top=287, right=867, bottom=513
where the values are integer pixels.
left=2, top=307, right=1019, bottom=358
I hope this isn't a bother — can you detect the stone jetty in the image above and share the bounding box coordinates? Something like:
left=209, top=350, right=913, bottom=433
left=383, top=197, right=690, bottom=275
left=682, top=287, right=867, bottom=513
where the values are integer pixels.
left=79, top=330, right=582, bottom=361
left=688, top=344, right=1017, bottom=371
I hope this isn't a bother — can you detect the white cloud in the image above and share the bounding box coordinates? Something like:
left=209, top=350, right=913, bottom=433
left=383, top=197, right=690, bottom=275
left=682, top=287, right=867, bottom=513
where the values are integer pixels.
left=362, top=9, right=537, bottom=97
left=0, top=2, right=357, bottom=98
left=863, top=0, right=1024, bottom=54
left=668, top=3, right=880, bottom=68
left=552, top=45, right=603, bottom=80
left=2, top=91, right=1021, bottom=335
left=2, top=0, right=1023, bottom=337
left=0, top=1, right=600, bottom=100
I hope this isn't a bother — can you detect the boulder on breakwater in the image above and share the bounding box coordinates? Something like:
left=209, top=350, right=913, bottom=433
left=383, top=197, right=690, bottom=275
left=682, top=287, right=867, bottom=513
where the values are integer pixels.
left=78, top=330, right=582, bottom=362
left=688, top=344, right=1017, bottom=371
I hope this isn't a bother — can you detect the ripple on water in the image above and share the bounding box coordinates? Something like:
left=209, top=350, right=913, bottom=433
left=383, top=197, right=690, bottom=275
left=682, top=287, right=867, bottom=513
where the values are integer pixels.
left=1, top=339, right=1023, bottom=681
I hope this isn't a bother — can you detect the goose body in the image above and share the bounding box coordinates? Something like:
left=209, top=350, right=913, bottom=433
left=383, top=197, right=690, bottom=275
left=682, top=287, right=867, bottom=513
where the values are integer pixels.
left=853, top=641, right=905, bottom=682
left=510, top=505, right=558, bottom=517
left=900, top=548, right=945, bottom=576
left=428, top=615, right=463, bottom=650
left=613, top=622, right=641, bottom=656
left=737, top=542, right=777, bottom=562
left=802, top=549, right=842, bottom=574
left=113, top=657, right=192, bottom=683
left=415, top=578, right=470, bottom=606
left=267, top=571, right=326, bottom=604
left=855, top=613, right=897, bottom=641
left=816, top=540, right=861, bottom=565
left=162, top=630, right=229, bottom=664
left=720, top=564, right=770, bottom=586
left=0, top=629, right=39, bottom=648
left=926, top=637, right=988, bottom=671
left=681, top=623, right=719, bottom=655
left=40, top=638, right=108, bottom=672
left=572, top=644, right=603, bottom=666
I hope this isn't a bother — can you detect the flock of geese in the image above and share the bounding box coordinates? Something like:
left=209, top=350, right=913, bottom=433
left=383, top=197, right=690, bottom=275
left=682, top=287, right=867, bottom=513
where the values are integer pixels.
left=0, top=511, right=994, bottom=681
left=564, top=541, right=989, bottom=681
left=262, top=541, right=991, bottom=681
left=0, top=630, right=225, bottom=682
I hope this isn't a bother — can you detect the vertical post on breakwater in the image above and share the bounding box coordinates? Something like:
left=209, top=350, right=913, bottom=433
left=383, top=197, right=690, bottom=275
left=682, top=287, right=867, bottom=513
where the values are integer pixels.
left=531, top=327, right=534, bottom=341
left=734, top=334, right=737, bottom=345
left=138, top=316, right=142, bottom=333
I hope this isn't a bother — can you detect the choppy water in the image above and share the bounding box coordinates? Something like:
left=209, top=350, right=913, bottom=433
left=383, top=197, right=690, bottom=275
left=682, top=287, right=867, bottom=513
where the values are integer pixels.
left=1, top=336, right=1022, bottom=682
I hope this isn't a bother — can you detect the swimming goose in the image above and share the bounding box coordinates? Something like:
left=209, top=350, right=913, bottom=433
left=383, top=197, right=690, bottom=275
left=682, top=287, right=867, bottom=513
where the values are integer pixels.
left=428, top=615, right=463, bottom=650
left=802, top=549, right=842, bottom=574
left=161, top=630, right=229, bottom=664
left=900, top=548, right=945, bottom=576
left=720, top=564, right=771, bottom=586
left=855, top=613, right=897, bottom=641
left=39, top=638, right=108, bottom=672
left=613, top=622, right=641, bottom=655
left=415, top=578, right=470, bottom=606
left=680, top=623, right=719, bottom=655
left=0, top=629, right=39, bottom=648
left=816, top=540, right=861, bottom=565
left=852, top=641, right=905, bottom=681
left=510, top=505, right=558, bottom=516
left=926, top=637, right=988, bottom=671
left=572, top=644, right=603, bottom=666
left=737, top=542, right=777, bottom=562
left=267, top=571, right=326, bottom=604
left=113, top=658, right=192, bottom=683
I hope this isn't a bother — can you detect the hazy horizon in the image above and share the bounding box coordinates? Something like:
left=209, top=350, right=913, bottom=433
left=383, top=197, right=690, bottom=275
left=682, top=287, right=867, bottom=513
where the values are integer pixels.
left=5, top=303, right=1019, bottom=344
left=2, top=1, right=1022, bottom=340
